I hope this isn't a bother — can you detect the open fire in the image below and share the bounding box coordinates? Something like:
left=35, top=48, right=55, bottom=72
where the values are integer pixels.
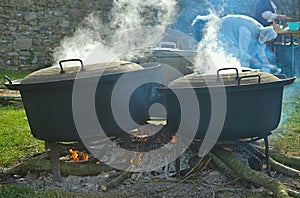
left=69, top=149, right=89, bottom=162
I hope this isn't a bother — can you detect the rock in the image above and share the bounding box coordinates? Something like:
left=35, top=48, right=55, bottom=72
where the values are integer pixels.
left=13, top=39, right=32, bottom=50
left=24, top=12, right=37, bottom=22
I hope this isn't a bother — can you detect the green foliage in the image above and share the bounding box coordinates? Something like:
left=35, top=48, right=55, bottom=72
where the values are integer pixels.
left=28, top=51, right=35, bottom=64
left=0, top=185, right=40, bottom=198
left=0, top=70, right=31, bottom=84
left=0, top=105, right=44, bottom=169
left=272, top=78, right=300, bottom=156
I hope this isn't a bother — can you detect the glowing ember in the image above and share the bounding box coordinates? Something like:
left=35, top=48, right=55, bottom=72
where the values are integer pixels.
left=171, top=135, right=177, bottom=143
left=130, top=157, right=135, bottom=164
left=69, top=149, right=89, bottom=162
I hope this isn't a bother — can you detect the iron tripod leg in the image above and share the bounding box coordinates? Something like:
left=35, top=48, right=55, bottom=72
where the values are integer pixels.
left=175, top=137, right=181, bottom=179
left=264, top=136, right=271, bottom=176
left=47, top=141, right=62, bottom=182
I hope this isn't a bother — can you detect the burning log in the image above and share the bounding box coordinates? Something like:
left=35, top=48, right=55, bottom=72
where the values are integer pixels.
left=212, top=148, right=290, bottom=198
left=69, top=149, right=89, bottom=162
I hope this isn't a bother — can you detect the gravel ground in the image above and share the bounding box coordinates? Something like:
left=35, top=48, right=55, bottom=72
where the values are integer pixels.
left=13, top=150, right=299, bottom=198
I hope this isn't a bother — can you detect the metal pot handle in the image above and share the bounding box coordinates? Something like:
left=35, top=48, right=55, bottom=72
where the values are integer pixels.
left=4, top=75, right=12, bottom=84
left=217, top=67, right=239, bottom=81
left=147, top=57, right=158, bottom=64
left=59, top=59, right=84, bottom=74
left=238, top=75, right=261, bottom=85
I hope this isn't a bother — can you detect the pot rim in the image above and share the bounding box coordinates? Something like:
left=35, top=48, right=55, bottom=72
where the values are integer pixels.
left=5, top=64, right=162, bottom=90
left=157, top=77, right=296, bottom=93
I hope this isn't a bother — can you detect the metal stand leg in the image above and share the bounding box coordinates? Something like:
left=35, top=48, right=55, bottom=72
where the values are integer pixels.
left=175, top=137, right=181, bottom=179
left=48, top=142, right=61, bottom=182
left=264, top=137, right=271, bottom=176
left=175, top=157, right=181, bottom=179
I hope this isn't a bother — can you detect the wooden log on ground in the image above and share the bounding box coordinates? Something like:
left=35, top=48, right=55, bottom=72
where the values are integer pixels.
left=255, top=145, right=300, bottom=170
left=2, top=158, right=113, bottom=177
left=100, top=171, right=131, bottom=191
left=269, top=157, right=300, bottom=178
left=212, top=148, right=290, bottom=198
left=206, top=152, right=237, bottom=179
left=288, top=189, right=300, bottom=198
left=248, top=145, right=300, bottom=177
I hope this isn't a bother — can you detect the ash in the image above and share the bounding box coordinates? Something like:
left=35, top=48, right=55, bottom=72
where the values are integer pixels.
left=14, top=147, right=260, bottom=197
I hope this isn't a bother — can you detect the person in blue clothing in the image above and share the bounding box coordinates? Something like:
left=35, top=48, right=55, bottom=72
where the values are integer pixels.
left=253, top=0, right=291, bottom=27
left=218, top=14, right=281, bottom=74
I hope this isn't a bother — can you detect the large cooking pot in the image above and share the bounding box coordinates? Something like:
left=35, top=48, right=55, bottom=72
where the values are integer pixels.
left=5, top=59, right=161, bottom=142
left=118, top=47, right=196, bottom=118
left=158, top=68, right=295, bottom=140
left=118, top=47, right=196, bottom=84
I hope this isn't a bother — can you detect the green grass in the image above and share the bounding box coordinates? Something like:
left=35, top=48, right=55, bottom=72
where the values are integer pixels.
left=0, top=105, right=44, bottom=169
left=271, top=78, right=300, bottom=156
left=0, top=70, right=31, bottom=82
left=0, top=184, right=127, bottom=198
left=0, top=184, right=41, bottom=198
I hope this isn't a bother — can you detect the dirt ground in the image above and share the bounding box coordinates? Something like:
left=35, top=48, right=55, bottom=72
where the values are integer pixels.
left=9, top=148, right=300, bottom=198
left=0, top=88, right=20, bottom=97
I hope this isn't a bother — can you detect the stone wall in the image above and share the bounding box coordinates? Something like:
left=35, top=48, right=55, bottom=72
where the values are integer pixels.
left=275, top=0, right=300, bottom=19
left=0, top=0, right=112, bottom=70
left=0, top=0, right=299, bottom=71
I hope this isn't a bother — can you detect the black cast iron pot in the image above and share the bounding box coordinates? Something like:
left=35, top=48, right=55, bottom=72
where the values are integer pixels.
left=158, top=68, right=296, bottom=140
left=118, top=47, right=196, bottom=84
left=5, top=59, right=161, bottom=142
left=118, top=47, right=197, bottom=118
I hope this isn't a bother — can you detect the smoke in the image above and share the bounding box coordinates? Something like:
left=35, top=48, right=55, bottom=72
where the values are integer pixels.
left=53, top=0, right=178, bottom=65
left=193, top=12, right=241, bottom=73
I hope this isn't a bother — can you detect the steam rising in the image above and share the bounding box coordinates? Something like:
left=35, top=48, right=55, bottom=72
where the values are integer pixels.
left=194, top=13, right=241, bottom=73
left=53, top=0, right=177, bottom=65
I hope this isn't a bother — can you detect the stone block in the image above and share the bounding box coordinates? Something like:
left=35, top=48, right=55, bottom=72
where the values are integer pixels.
left=13, top=39, right=32, bottom=50
left=24, top=12, right=37, bottom=22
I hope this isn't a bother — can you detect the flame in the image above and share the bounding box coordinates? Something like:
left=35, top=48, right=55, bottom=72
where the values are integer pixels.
left=69, top=149, right=89, bottom=162
left=171, top=135, right=177, bottom=143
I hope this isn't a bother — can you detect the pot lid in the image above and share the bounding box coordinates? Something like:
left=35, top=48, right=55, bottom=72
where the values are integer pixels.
left=168, top=68, right=281, bottom=88
left=21, top=60, right=144, bottom=84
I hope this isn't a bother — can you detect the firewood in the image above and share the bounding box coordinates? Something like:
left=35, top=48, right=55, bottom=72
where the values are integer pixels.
left=156, top=157, right=211, bottom=193
left=212, top=148, right=290, bottom=198
left=246, top=145, right=300, bottom=177
left=255, top=145, right=300, bottom=170
left=269, top=157, right=300, bottom=178
left=288, top=189, right=300, bottom=198
left=206, top=152, right=237, bottom=179
left=2, top=158, right=112, bottom=177
left=100, top=171, right=131, bottom=191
